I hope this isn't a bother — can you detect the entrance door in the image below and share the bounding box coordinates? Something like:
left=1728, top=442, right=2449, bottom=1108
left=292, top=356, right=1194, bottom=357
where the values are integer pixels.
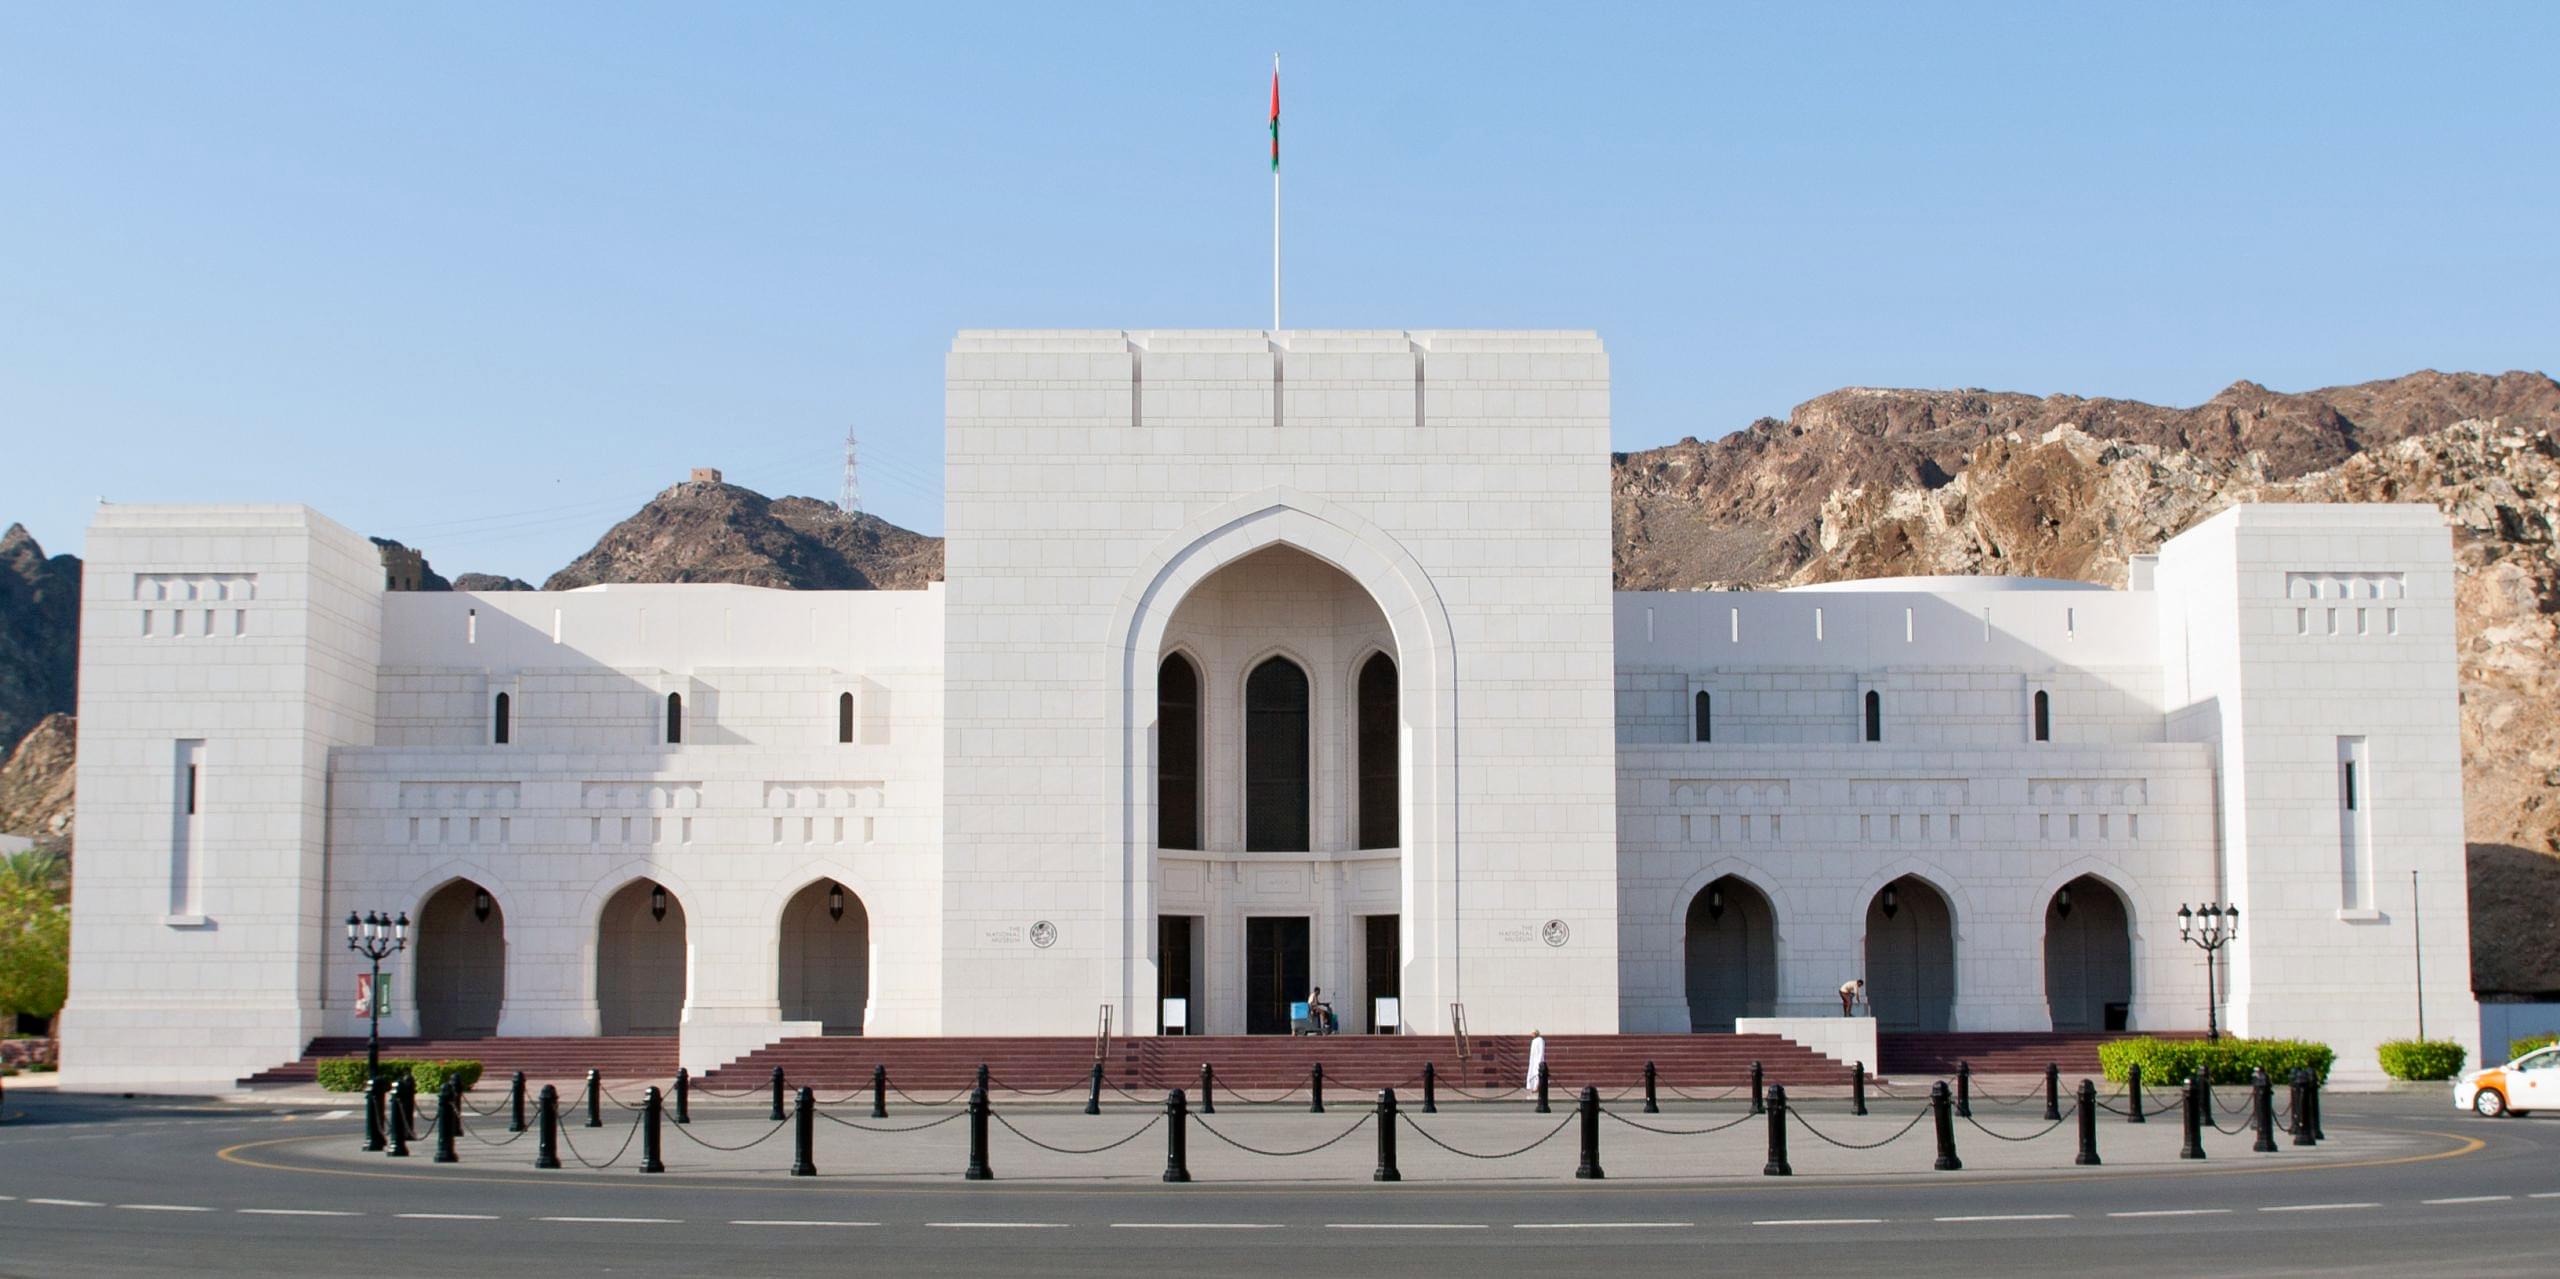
left=1245, top=916, right=1311, bottom=1035
left=1159, top=915, right=1197, bottom=1034
left=1362, top=915, right=1400, bottom=1033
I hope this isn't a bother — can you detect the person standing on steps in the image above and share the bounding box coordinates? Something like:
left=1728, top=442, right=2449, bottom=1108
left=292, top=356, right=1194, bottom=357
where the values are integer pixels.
left=1524, top=1029, right=1547, bottom=1094
left=1839, top=977, right=1865, bottom=1017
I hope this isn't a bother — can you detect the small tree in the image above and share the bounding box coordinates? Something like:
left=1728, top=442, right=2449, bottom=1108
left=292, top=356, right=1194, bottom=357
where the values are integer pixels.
left=0, top=878, right=70, bottom=1027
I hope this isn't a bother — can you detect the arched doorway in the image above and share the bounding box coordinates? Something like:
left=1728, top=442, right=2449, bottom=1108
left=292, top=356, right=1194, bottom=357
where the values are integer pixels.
left=1865, top=876, right=1955, bottom=1033
left=1245, top=656, right=1311, bottom=851
left=1157, top=653, right=1201, bottom=851
left=780, top=879, right=870, bottom=1034
left=1684, top=876, right=1776, bottom=1031
left=415, top=879, right=504, bottom=1038
left=597, top=879, right=687, bottom=1035
left=1356, top=651, right=1398, bottom=849
left=2044, top=876, right=2133, bottom=1031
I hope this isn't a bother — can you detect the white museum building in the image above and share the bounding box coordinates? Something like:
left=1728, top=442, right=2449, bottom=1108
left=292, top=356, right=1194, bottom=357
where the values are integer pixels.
left=60, top=330, right=2479, bottom=1087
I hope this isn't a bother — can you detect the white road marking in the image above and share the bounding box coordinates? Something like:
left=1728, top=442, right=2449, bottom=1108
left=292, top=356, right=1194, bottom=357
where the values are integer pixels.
left=1325, top=1223, right=1487, bottom=1230
left=1111, top=1223, right=1284, bottom=1230
left=1936, top=1214, right=2071, bottom=1223
left=120, top=1204, right=213, bottom=1213
left=2109, top=1209, right=2231, bottom=1218
left=2259, top=1203, right=2378, bottom=1213
left=732, top=1220, right=878, bottom=1227
left=240, top=1209, right=361, bottom=1217
left=1753, top=1218, right=1884, bottom=1227
left=399, top=1213, right=501, bottom=1220
left=2423, top=1196, right=2513, bottom=1205
left=2530, top=1192, right=2560, bottom=1200
left=1513, top=1222, right=1690, bottom=1230
left=928, top=1222, right=1069, bottom=1229
left=539, top=1216, right=679, bottom=1224
left=28, top=1199, right=103, bottom=1207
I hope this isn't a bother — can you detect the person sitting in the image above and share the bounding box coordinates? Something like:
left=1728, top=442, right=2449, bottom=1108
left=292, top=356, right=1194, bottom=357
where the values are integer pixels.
left=1308, top=987, right=1338, bottom=1035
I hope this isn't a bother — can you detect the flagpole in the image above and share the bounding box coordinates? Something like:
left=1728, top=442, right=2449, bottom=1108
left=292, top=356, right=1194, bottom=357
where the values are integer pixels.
left=1271, top=52, right=1281, bottom=333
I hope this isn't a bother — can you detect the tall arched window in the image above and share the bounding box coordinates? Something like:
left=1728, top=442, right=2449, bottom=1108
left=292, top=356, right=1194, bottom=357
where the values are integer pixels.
left=1357, top=652, right=1398, bottom=849
left=1863, top=689, right=1882, bottom=743
left=665, top=692, right=684, bottom=745
left=838, top=691, right=856, bottom=744
left=1245, top=656, right=1310, bottom=852
left=2032, top=689, right=2051, bottom=743
left=492, top=692, right=511, bottom=746
left=1693, top=690, right=1712, bottom=743
left=1158, top=654, right=1201, bottom=850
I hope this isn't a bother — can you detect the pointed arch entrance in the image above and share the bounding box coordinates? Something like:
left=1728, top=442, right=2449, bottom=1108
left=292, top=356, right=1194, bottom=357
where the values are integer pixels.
left=1683, top=875, right=1776, bottom=1031
left=2044, top=875, right=2133, bottom=1031
left=1864, top=875, right=1955, bottom=1033
left=415, top=879, right=504, bottom=1038
left=780, top=879, right=871, bottom=1034
left=597, top=879, right=687, bottom=1035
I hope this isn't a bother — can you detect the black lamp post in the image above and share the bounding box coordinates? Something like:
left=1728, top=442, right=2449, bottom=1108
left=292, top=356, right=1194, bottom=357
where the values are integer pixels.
left=2176, top=902, right=2239, bottom=1043
left=344, top=909, right=409, bottom=1086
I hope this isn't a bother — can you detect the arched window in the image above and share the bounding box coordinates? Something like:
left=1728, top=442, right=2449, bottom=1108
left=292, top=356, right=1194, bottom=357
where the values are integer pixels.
left=1158, top=655, right=1201, bottom=850
left=1245, top=656, right=1310, bottom=852
left=838, top=691, right=855, bottom=744
left=1863, top=689, right=1882, bottom=743
left=492, top=692, right=511, bottom=746
left=1357, top=652, right=1398, bottom=849
left=1693, top=690, right=1712, bottom=743
left=2032, top=689, right=2051, bottom=743
left=665, top=692, right=683, bottom=745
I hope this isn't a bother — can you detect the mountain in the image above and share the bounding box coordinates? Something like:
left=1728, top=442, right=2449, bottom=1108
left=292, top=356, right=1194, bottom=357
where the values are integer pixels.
left=543, top=475, right=943, bottom=592
left=0, top=525, right=79, bottom=755
left=0, top=712, right=74, bottom=845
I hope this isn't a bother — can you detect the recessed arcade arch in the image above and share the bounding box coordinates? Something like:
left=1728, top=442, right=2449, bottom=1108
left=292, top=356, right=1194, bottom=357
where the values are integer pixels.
left=597, top=878, right=687, bottom=1036
left=779, top=879, right=871, bottom=1034
left=1683, top=875, right=1776, bottom=1031
left=414, top=878, right=504, bottom=1038
left=2044, top=874, right=2133, bottom=1031
left=1865, top=874, right=1955, bottom=1033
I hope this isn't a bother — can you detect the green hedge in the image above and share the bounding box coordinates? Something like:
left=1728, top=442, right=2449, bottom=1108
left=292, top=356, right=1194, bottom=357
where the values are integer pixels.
left=313, top=1058, right=483, bottom=1094
left=2508, top=1034, right=2558, bottom=1063
left=2096, top=1036, right=2336, bottom=1085
left=2376, top=1039, right=2467, bottom=1081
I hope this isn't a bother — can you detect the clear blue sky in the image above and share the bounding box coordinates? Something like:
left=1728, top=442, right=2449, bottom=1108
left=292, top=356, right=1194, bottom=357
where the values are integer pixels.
left=5, top=2, right=2554, bottom=581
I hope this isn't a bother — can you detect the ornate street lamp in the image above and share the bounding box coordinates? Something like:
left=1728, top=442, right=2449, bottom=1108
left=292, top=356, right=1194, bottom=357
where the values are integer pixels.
left=344, top=909, right=409, bottom=1086
left=2177, top=902, right=2240, bottom=1043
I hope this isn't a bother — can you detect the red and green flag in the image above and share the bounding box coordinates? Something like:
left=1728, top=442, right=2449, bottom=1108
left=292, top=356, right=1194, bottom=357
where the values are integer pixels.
left=1269, top=61, right=1280, bottom=172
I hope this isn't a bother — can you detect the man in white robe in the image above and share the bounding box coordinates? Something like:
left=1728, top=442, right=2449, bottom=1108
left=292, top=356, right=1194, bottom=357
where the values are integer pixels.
left=1524, top=1029, right=1547, bottom=1093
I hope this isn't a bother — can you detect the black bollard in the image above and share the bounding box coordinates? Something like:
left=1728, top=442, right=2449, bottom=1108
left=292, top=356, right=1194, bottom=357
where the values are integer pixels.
left=1163, top=1089, right=1191, bottom=1184
left=2044, top=1062, right=2062, bottom=1121
left=363, top=1076, right=387, bottom=1152
left=1311, top=1061, right=1326, bottom=1114
left=1750, top=1060, right=1765, bottom=1115
left=640, top=1086, right=665, bottom=1174
left=2074, top=1079, right=2100, bottom=1166
left=976, top=1063, right=990, bottom=1096
left=1375, top=1088, right=1402, bottom=1182
left=1643, top=1061, right=1660, bottom=1114
left=1086, top=1062, right=1104, bottom=1116
left=1535, top=1063, right=1551, bottom=1115
left=509, top=1070, right=528, bottom=1133
left=1852, top=1061, right=1868, bottom=1116
left=2308, top=1068, right=2326, bottom=1141
left=790, top=1086, right=816, bottom=1177
left=1422, top=1061, right=1438, bottom=1114
left=1931, top=1080, right=1961, bottom=1171
left=964, top=1086, right=993, bottom=1181
left=2251, top=1068, right=2278, bottom=1153
left=399, top=1074, right=418, bottom=1141
left=1956, top=1061, right=1972, bottom=1118
left=770, top=1066, right=787, bottom=1122
left=2304, top=1069, right=2324, bottom=1151
left=1199, top=1063, right=1216, bottom=1115
left=673, top=1068, right=690, bottom=1126
left=872, top=1065, right=888, bottom=1119
left=1576, top=1085, right=1606, bottom=1180
left=434, top=1078, right=460, bottom=1164
left=2126, top=1062, right=2145, bottom=1125
left=585, top=1069, right=602, bottom=1128
left=2198, top=1069, right=2213, bottom=1121
left=535, top=1084, right=561, bottom=1170
left=387, top=1078, right=413, bottom=1158
left=2178, top=1073, right=2206, bottom=1161
left=1763, top=1083, right=1791, bottom=1177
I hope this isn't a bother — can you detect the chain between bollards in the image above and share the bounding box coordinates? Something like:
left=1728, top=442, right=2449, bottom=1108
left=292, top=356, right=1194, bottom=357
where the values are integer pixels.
left=2043, top=1062, right=2061, bottom=1121
left=1852, top=1061, right=1868, bottom=1116
left=1762, top=1083, right=1790, bottom=1176
left=672, top=1068, right=690, bottom=1126
left=1163, top=1089, right=1191, bottom=1183
left=1642, top=1061, right=1659, bottom=1114
left=2126, top=1062, right=2146, bottom=1125
left=1749, top=1060, right=1765, bottom=1115
left=433, top=1078, right=460, bottom=1164
left=640, top=1086, right=665, bottom=1174
left=2074, top=1079, right=2100, bottom=1166
left=964, top=1085, right=993, bottom=1180
left=534, top=1084, right=561, bottom=1170
left=873, top=1064, right=889, bottom=1119
left=2251, top=1068, right=2278, bottom=1153
left=1956, top=1061, right=1972, bottom=1118
left=1375, top=1088, right=1402, bottom=1182
left=791, top=1086, right=816, bottom=1177
left=2179, top=1073, right=2206, bottom=1160
left=585, top=1069, right=602, bottom=1128
left=1931, top=1080, right=1961, bottom=1171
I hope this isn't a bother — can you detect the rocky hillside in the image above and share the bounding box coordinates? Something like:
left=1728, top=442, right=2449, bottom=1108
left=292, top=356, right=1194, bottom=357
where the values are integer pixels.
left=1616, top=371, right=2560, bottom=993
left=0, top=525, right=79, bottom=754
left=0, top=712, right=74, bottom=845
left=544, top=477, right=944, bottom=592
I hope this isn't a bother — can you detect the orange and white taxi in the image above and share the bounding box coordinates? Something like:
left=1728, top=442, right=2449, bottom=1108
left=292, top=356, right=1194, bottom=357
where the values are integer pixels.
left=2456, top=1044, right=2558, bottom=1117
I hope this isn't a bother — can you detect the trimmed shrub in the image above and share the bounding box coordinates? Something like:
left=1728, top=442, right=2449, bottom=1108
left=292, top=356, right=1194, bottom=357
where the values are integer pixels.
left=2097, top=1036, right=2337, bottom=1085
left=2376, top=1039, right=2467, bottom=1081
left=313, top=1058, right=483, bottom=1094
left=2507, top=1034, right=2558, bottom=1063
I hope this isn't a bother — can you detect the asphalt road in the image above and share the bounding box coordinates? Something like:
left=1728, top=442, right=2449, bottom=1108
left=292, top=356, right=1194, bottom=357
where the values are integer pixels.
left=0, top=1088, right=2549, bottom=1277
